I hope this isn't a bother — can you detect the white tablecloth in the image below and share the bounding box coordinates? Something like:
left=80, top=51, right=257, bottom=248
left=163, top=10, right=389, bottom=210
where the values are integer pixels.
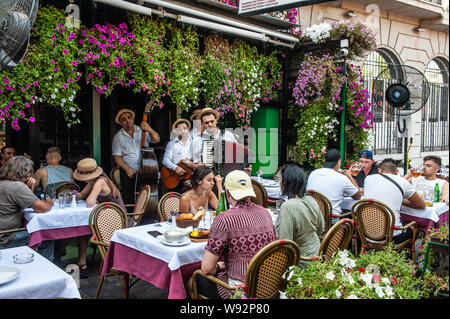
left=400, top=202, right=449, bottom=222
left=23, top=200, right=94, bottom=233
left=0, top=246, right=80, bottom=299
left=110, top=223, right=207, bottom=271
left=252, top=177, right=283, bottom=199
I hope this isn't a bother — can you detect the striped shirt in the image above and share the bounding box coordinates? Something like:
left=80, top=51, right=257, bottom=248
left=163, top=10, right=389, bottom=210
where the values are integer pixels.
left=205, top=198, right=276, bottom=284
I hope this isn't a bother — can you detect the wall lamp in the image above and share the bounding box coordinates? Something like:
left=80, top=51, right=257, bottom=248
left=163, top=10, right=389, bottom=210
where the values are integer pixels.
left=413, top=26, right=425, bottom=32
left=343, top=10, right=357, bottom=18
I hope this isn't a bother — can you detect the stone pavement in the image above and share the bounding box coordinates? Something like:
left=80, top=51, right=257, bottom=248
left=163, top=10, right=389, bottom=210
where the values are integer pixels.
left=61, top=254, right=169, bottom=299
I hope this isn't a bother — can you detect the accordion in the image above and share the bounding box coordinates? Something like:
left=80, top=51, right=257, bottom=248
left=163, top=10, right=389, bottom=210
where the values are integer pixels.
left=202, top=139, right=253, bottom=177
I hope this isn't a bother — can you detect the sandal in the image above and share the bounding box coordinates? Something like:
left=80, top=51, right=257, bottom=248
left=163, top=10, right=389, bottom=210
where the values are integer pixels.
left=77, top=263, right=89, bottom=279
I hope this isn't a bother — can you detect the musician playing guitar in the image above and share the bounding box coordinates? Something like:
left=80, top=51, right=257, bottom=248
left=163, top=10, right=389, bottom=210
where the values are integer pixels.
left=112, top=108, right=160, bottom=206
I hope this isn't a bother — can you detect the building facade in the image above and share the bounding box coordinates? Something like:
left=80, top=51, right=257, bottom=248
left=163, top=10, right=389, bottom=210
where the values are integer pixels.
left=299, top=0, right=449, bottom=166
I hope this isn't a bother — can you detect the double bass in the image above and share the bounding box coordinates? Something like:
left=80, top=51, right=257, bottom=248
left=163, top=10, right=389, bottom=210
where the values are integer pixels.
left=136, top=100, right=159, bottom=221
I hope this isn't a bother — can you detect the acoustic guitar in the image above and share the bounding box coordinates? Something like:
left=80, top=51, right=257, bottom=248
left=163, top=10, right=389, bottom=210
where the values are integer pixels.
left=161, top=161, right=193, bottom=189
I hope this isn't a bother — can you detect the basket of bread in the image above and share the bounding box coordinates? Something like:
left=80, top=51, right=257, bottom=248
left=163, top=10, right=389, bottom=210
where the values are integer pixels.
left=175, top=210, right=205, bottom=228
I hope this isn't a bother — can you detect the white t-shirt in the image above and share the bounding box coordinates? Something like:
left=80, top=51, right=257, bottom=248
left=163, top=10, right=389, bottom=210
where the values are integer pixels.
left=191, top=129, right=237, bottom=164
left=162, top=136, right=193, bottom=171
left=306, top=168, right=359, bottom=216
left=411, top=176, right=446, bottom=199
left=112, top=125, right=151, bottom=171
left=364, top=173, right=416, bottom=236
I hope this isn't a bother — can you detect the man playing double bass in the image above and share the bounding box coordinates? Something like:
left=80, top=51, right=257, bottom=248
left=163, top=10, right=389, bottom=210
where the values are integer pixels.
left=112, top=108, right=160, bottom=205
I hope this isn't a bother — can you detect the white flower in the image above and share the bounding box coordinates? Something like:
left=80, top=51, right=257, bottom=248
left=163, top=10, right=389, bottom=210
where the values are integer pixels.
left=360, top=272, right=373, bottom=288
left=54, top=88, right=58, bottom=92
left=325, top=271, right=335, bottom=281
left=297, top=277, right=303, bottom=286
left=279, top=291, right=288, bottom=299
left=381, top=277, right=390, bottom=285
left=375, top=286, right=385, bottom=298
left=335, top=289, right=342, bottom=298
left=51, top=94, right=56, bottom=99
left=61, top=98, right=66, bottom=103
left=347, top=294, right=358, bottom=299
left=385, top=286, right=393, bottom=298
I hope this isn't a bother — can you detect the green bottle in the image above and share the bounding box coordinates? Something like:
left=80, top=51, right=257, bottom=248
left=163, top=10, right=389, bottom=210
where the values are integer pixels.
left=216, top=190, right=227, bottom=214
left=434, top=183, right=440, bottom=203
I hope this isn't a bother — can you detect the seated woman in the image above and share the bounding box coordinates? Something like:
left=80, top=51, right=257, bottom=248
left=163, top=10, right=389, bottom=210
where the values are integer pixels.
left=179, top=166, right=223, bottom=214
left=275, top=164, right=325, bottom=269
left=186, top=170, right=276, bottom=299
left=72, top=158, right=131, bottom=278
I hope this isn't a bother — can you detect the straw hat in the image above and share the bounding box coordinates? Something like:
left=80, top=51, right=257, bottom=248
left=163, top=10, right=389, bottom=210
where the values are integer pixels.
left=224, top=170, right=256, bottom=200
left=73, top=158, right=103, bottom=181
left=189, top=109, right=202, bottom=121
left=172, top=118, right=191, bottom=131
left=115, top=108, right=135, bottom=125
left=199, top=107, right=220, bottom=120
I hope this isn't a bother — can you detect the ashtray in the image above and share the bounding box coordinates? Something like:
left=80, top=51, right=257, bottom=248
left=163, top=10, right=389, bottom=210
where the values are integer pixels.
left=13, top=253, right=34, bottom=264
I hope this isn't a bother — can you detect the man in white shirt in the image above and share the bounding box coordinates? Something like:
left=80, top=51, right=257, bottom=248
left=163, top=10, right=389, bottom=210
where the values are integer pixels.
left=364, top=158, right=425, bottom=242
left=404, top=155, right=449, bottom=206
left=306, top=148, right=361, bottom=221
left=162, top=118, right=203, bottom=192
left=191, top=108, right=237, bottom=164
left=112, top=108, right=160, bottom=204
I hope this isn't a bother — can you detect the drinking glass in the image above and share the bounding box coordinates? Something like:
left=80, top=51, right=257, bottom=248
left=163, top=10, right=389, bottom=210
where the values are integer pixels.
left=49, top=187, right=56, bottom=200
left=65, top=192, right=71, bottom=207
left=58, top=193, right=66, bottom=209
left=351, top=163, right=362, bottom=177
left=412, top=165, right=423, bottom=178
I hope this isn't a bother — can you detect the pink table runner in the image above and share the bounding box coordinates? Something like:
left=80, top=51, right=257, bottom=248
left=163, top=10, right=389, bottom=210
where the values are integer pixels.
left=102, top=242, right=200, bottom=299
left=28, top=225, right=91, bottom=248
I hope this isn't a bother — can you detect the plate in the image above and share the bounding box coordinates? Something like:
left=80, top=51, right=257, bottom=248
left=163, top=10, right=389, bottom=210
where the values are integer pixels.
left=157, top=235, right=191, bottom=247
left=189, top=228, right=210, bottom=240
left=0, top=266, right=20, bottom=285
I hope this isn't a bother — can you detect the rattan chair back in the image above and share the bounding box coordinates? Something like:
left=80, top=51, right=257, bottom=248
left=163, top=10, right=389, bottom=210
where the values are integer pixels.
left=110, top=166, right=121, bottom=191
left=306, top=190, right=332, bottom=232
left=55, top=182, right=80, bottom=197
left=89, top=202, right=128, bottom=261
left=157, top=192, right=181, bottom=221
left=319, top=218, right=354, bottom=261
left=351, top=199, right=394, bottom=245
left=245, top=239, right=300, bottom=299
left=250, top=180, right=268, bottom=208
left=132, top=185, right=151, bottom=226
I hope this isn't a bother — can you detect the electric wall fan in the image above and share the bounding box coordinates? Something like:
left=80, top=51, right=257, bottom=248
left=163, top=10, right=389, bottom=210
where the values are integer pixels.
left=0, top=0, right=39, bottom=71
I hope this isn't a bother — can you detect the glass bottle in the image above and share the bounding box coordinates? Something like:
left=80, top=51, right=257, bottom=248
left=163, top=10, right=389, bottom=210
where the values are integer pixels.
left=434, top=183, right=440, bottom=203
left=216, top=190, right=227, bottom=214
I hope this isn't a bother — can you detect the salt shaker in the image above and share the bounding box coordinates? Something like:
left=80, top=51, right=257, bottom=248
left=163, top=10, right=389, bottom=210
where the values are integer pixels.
left=71, top=194, right=77, bottom=207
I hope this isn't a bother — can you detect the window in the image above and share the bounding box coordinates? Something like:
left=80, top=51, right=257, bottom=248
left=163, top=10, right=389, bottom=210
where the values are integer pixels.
left=422, top=58, right=449, bottom=152
left=362, top=49, right=403, bottom=155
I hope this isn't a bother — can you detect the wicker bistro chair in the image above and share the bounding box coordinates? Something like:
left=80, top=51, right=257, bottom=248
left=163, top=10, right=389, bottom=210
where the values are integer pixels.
left=300, top=218, right=355, bottom=262
left=251, top=179, right=268, bottom=208
left=306, top=190, right=352, bottom=236
left=125, top=184, right=151, bottom=226
left=110, top=166, right=121, bottom=191
left=157, top=191, right=181, bottom=222
left=55, top=182, right=80, bottom=197
left=351, top=199, right=418, bottom=261
left=192, top=239, right=300, bottom=299
left=89, top=202, right=135, bottom=299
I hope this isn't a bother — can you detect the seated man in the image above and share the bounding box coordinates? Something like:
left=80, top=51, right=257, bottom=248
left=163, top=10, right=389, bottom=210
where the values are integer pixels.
left=306, top=148, right=361, bottom=221
left=0, top=156, right=55, bottom=261
left=404, top=155, right=449, bottom=205
left=0, top=145, right=16, bottom=168
left=354, top=150, right=378, bottom=188
left=364, top=158, right=425, bottom=243
left=33, top=147, right=73, bottom=196
left=187, top=170, right=276, bottom=299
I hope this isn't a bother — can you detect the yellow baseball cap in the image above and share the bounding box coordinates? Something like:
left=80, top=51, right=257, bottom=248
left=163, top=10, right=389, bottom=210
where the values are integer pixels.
left=224, top=170, right=256, bottom=200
